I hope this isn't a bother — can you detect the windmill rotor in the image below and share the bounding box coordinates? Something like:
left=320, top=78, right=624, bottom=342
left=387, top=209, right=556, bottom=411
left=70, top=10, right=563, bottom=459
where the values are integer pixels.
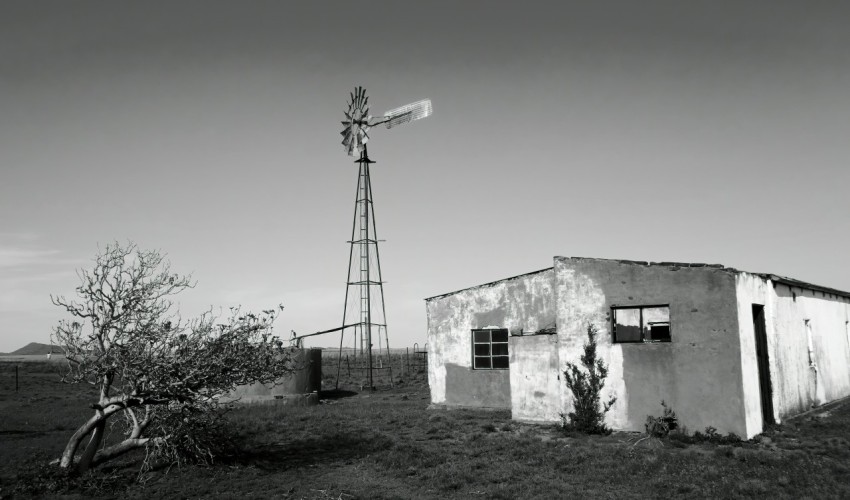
left=340, top=87, right=432, bottom=156
left=341, top=86, right=373, bottom=157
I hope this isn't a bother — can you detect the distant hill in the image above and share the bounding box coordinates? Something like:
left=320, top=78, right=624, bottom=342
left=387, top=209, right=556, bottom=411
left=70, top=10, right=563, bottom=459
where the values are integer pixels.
left=2, top=342, right=65, bottom=356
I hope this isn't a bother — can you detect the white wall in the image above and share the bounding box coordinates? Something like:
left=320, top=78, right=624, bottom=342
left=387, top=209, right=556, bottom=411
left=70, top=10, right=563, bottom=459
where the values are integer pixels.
left=425, top=269, right=555, bottom=406
left=509, top=333, right=561, bottom=422
left=735, top=272, right=775, bottom=438
left=736, top=273, right=850, bottom=436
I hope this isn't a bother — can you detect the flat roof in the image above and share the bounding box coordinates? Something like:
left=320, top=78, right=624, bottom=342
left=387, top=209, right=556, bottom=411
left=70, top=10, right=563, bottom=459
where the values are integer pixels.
left=561, top=256, right=850, bottom=300
left=424, top=257, right=850, bottom=301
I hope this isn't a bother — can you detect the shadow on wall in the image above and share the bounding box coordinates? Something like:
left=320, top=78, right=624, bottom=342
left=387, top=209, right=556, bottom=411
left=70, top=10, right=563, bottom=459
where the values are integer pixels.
left=621, top=345, right=674, bottom=429
left=444, top=363, right=511, bottom=408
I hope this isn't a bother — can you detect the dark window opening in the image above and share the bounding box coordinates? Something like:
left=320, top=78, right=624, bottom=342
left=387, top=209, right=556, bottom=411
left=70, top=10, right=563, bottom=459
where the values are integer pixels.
left=472, top=328, right=509, bottom=369
left=613, top=305, right=671, bottom=343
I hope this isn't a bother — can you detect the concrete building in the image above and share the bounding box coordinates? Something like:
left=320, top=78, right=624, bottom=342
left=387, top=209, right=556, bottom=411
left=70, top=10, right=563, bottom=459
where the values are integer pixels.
left=425, top=257, right=850, bottom=438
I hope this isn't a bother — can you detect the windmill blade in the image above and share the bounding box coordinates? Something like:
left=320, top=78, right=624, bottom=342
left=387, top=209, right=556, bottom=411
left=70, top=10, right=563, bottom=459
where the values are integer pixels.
left=382, top=99, right=433, bottom=129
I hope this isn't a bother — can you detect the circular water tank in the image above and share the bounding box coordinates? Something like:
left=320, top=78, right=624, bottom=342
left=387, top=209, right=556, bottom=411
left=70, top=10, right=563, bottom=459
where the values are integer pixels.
left=222, top=347, right=322, bottom=405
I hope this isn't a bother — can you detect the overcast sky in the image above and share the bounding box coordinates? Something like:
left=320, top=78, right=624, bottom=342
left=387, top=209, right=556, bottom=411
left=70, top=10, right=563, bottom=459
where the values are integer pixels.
left=2, top=1, right=849, bottom=353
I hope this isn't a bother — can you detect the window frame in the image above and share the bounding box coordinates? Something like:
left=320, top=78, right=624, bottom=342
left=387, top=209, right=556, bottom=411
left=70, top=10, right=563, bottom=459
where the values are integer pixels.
left=471, top=328, right=510, bottom=370
left=611, top=304, right=671, bottom=344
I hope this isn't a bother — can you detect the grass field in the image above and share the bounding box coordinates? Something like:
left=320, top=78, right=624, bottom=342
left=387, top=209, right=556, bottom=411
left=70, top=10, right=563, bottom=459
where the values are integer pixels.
left=2, top=359, right=850, bottom=499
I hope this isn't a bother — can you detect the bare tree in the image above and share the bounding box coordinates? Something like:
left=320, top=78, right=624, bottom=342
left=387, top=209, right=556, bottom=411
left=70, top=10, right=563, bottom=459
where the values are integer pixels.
left=51, top=242, right=292, bottom=473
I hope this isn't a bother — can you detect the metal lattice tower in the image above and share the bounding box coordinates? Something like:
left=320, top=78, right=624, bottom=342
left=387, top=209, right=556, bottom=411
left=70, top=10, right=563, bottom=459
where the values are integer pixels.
left=337, top=145, right=389, bottom=390
left=336, top=87, right=432, bottom=389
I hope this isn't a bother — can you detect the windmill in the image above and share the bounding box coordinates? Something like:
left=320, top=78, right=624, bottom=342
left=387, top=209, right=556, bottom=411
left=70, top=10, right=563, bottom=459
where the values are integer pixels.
left=336, top=87, right=432, bottom=389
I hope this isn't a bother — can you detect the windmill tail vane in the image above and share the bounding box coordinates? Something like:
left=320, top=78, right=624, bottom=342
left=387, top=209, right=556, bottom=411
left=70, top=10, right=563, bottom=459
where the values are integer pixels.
left=340, top=87, right=432, bottom=156
left=382, top=99, right=433, bottom=129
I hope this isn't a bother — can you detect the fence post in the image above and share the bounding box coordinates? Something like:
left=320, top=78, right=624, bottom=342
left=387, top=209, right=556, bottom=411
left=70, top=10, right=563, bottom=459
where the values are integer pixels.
left=346, top=354, right=350, bottom=377
left=15, top=365, right=19, bottom=392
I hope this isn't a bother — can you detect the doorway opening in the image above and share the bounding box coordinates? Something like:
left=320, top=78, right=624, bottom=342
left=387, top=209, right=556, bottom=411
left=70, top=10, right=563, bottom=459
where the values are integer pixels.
left=752, top=304, right=775, bottom=426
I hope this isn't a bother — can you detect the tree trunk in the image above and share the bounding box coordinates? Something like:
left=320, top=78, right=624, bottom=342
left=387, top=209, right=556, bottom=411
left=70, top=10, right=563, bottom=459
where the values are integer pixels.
left=76, top=418, right=106, bottom=473
left=92, top=436, right=157, bottom=467
left=59, top=413, right=102, bottom=468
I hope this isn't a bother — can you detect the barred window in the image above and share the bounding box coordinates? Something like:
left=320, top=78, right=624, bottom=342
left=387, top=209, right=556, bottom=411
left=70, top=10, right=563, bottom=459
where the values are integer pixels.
left=472, top=328, right=509, bottom=369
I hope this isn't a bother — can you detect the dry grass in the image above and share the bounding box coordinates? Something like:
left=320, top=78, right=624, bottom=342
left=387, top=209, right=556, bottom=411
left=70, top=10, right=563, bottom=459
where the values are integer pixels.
left=2, top=360, right=850, bottom=499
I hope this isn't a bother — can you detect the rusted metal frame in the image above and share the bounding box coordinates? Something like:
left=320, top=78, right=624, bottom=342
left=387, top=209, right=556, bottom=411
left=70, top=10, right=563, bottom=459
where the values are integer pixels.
left=295, top=323, right=359, bottom=348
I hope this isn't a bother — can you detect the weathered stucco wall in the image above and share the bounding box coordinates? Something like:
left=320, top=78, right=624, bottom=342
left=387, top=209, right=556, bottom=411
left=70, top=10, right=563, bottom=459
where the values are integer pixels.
left=737, top=275, right=850, bottom=431
left=734, top=272, right=774, bottom=438
left=426, top=268, right=555, bottom=408
left=509, top=333, right=561, bottom=422
left=554, top=257, right=747, bottom=437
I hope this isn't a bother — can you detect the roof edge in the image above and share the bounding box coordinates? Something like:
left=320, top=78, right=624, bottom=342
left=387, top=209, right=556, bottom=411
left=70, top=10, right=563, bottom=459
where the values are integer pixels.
left=554, top=256, right=737, bottom=271
left=756, top=273, right=850, bottom=301
left=424, top=256, right=850, bottom=303
left=424, top=267, right=554, bottom=302
left=556, top=257, right=850, bottom=300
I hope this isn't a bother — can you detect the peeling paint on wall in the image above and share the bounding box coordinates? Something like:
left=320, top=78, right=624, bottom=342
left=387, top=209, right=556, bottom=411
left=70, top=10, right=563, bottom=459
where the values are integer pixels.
left=510, top=333, right=560, bottom=421
left=427, top=256, right=850, bottom=440
left=426, top=268, right=555, bottom=408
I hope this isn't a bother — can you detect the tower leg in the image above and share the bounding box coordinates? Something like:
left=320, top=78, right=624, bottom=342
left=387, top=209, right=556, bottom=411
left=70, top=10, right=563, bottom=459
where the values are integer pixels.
left=336, top=144, right=388, bottom=392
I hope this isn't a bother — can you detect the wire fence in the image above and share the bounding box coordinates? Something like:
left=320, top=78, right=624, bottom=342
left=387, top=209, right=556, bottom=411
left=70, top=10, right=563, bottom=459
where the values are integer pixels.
left=321, top=348, right=428, bottom=389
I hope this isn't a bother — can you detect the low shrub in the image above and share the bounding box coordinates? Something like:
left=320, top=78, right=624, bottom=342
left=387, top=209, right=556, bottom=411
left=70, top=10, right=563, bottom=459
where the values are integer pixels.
left=560, top=324, right=616, bottom=435
left=645, top=400, right=678, bottom=437
left=668, top=425, right=743, bottom=445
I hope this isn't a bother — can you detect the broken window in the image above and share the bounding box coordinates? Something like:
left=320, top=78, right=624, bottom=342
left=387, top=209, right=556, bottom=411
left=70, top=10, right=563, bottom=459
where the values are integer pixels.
left=613, top=305, right=671, bottom=343
left=472, top=328, right=509, bottom=369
